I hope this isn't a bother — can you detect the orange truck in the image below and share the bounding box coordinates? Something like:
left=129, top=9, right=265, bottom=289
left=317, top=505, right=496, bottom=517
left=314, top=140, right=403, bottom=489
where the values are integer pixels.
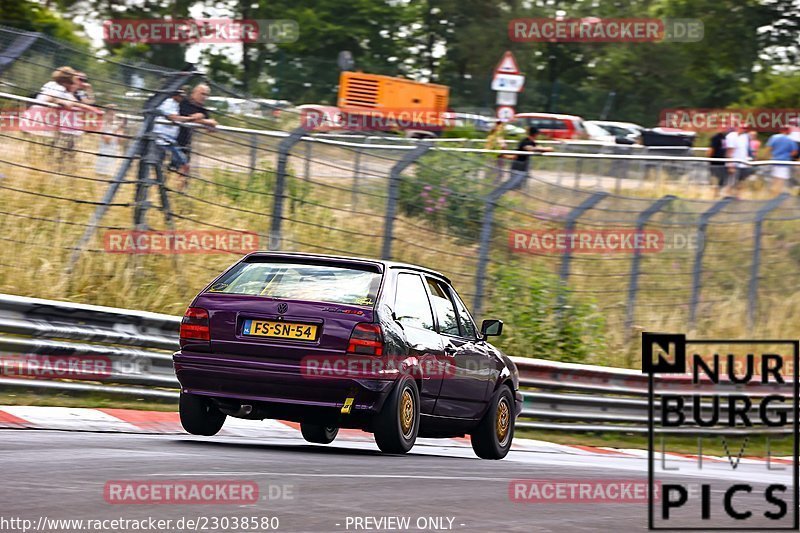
left=336, top=71, right=450, bottom=134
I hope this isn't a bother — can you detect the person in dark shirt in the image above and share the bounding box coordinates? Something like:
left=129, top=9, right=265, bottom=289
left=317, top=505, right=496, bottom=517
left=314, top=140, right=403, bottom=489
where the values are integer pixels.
left=708, top=129, right=728, bottom=194
left=174, top=83, right=217, bottom=187
left=510, top=126, right=553, bottom=188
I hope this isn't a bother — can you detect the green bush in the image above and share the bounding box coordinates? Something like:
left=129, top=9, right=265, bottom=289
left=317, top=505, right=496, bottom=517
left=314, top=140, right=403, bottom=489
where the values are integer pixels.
left=398, top=151, right=492, bottom=242
left=486, top=264, right=606, bottom=364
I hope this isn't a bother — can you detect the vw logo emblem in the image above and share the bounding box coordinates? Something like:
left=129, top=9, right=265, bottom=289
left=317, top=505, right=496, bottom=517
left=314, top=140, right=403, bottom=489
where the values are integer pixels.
left=277, top=302, right=288, bottom=314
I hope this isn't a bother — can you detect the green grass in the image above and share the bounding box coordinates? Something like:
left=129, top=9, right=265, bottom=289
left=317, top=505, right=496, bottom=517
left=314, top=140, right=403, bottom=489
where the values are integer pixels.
left=517, top=429, right=795, bottom=457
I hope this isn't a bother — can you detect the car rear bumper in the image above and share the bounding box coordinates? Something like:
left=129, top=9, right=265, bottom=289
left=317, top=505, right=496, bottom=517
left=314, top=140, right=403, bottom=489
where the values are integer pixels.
left=173, top=352, right=396, bottom=415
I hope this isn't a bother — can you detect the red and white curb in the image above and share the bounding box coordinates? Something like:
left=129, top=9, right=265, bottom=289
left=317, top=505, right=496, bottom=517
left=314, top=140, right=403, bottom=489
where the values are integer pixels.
left=0, top=406, right=791, bottom=469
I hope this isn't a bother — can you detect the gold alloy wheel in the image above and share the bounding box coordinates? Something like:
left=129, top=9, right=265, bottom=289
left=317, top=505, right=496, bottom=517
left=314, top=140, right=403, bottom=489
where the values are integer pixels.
left=400, top=388, right=414, bottom=438
left=496, top=397, right=510, bottom=446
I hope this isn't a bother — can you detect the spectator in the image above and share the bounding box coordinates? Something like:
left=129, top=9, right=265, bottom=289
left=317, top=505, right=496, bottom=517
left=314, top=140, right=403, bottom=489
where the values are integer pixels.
left=748, top=130, right=761, bottom=157
left=510, top=126, right=553, bottom=188
left=766, top=126, right=799, bottom=195
left=35, top=67, right=98, bottom=114
left=176, top=83, right=218, bottom=178
left=152, top=89, right=198, bottom=190
left=707, top=128, right=728, bottom=195
left=724, top=123, right=751, bottom=195
left=485, top=121, right=509, bottom=183
left=24, top=67, right=102, bottom=158
left=95, top=105, right=125, bottom=176
left=24, top=67, right=82, bottom=138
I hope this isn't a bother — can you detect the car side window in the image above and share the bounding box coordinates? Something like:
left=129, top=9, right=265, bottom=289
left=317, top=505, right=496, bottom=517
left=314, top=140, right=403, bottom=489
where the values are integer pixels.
left=425, top=278, right=460, bottom=336
left=394, top=273, right=435, bottom=331
left=451, top=290, right=478, bottom=339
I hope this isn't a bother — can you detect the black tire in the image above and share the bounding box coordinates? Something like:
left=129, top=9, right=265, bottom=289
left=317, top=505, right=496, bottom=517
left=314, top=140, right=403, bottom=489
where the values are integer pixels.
left=179, top=392, right=226, bottom=436
left=374, top=376, right=420, bottom=454
left=300, top=423, right=339, bottom=444
left=471, top=385, right=515, bottom=460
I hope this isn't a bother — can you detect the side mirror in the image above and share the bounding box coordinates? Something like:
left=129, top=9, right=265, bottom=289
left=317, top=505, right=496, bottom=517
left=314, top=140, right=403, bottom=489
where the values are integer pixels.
left=480, top=319, right=503, bottom=337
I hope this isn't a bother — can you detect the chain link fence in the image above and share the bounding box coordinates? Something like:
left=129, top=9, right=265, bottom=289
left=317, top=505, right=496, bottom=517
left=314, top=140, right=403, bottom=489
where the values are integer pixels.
left=1, top=27, right=800, bottom=367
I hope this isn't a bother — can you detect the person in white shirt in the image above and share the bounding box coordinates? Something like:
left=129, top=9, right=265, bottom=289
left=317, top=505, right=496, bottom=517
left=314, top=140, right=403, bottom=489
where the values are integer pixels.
left=724, top=124, right=751, bottom=195
left=152, top=89, right=207, bottom=190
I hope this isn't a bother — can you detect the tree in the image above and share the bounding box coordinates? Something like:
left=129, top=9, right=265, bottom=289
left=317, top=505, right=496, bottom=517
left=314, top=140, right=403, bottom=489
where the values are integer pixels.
left=0, top=0, right=89, bottom=46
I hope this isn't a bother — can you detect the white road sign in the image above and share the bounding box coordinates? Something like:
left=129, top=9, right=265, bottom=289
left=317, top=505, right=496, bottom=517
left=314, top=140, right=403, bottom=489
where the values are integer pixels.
left=496, top=91, right=518, bottom=106
left=491, top=73, right=525, bottom=92
left=496, top=106, right=515, bottom=122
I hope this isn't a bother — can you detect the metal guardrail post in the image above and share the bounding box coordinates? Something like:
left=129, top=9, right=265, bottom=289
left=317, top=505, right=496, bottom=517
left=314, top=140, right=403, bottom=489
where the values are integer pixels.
left=269, top=127, right=307, bottom=250
left=472, top=169, right=530, bottom=319
left=381, top=144, right=430, bottom=260
left=748, top=193, right=789, bottom=331
left=558, top=191, right=608, bottom=289
left=624, top=195, right=677, bottom=335
left=689, top=197, right=735, bottom=327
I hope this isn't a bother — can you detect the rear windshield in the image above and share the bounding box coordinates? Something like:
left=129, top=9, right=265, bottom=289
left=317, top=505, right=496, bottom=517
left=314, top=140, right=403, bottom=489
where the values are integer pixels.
left=206, top=261, right=382, bottom=306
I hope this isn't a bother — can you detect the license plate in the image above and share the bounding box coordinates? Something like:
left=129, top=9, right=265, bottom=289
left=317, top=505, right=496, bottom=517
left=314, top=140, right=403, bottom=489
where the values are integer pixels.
left=242, top=319, right=318, bottom=341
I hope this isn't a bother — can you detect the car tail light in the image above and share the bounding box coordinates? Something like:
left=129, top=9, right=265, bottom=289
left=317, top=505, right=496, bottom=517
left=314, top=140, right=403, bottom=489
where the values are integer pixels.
left=347, top=323, right=383, bottom=356
left=180, top=307, right=210, bottom=342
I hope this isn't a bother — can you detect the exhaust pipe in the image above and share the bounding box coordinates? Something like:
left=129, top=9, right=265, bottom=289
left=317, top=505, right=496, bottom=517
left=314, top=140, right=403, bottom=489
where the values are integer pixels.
left=232, top=404, right=253, bottom=417
left=218, top=403, right=254, bottom=417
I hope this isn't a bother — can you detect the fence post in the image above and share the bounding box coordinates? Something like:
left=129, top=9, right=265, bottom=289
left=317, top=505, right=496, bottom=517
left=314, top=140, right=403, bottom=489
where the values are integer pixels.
left=688, top=196, right=735, bottom=328
left=132, top=128, right=159, bottom=230
left=624, top=195, right=677, bottom=336
left=747, top=193, right=789, bottom=331
left=0, top=30, right=39, bottom=76
left=558, top=191, right=608, bottom=286
left=303, top=140, right=311, bottom=181
left=472, top=169, right=530, bottom=319
left=248, top=132, right=259, bottom=179
left=352, top=137, right=367, bottom=207
left=381, top=144, right=431, bottom=260
left=269, top=128, right=307, bottom=250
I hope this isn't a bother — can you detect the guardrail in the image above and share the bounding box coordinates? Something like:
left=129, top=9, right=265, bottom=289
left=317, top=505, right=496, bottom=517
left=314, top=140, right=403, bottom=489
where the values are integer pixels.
left=0, top=293, right=790, bottom=435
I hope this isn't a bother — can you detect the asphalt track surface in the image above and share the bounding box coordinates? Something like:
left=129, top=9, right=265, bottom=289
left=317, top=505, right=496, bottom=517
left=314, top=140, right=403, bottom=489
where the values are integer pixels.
left=1, top=426, right=796, bottom=533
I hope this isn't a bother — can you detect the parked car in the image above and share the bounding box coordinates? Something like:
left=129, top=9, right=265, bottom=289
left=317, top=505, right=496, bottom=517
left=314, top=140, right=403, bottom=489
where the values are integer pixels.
left=174, top=252, right=522, bottom=459
left=641, top=127, right=696, bottom=147
left=582, top=121, right=617, bottom=144
left=444, top=112, right=495, bottom=133
left=586, top=120, right=643, bottom=144
left=511, top=112, right=587, bottom=140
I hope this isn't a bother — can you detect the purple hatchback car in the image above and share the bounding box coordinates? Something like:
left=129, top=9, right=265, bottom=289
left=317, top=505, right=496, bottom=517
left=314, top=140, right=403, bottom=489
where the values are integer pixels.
left=174, top=252, right=522, bottom=459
